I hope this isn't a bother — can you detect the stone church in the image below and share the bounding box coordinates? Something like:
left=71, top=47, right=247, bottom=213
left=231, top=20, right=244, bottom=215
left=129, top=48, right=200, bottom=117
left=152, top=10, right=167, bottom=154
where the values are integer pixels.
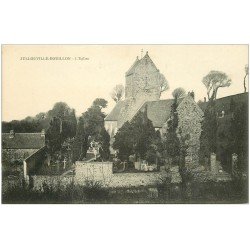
left=105, top=52, right=204, bottom=167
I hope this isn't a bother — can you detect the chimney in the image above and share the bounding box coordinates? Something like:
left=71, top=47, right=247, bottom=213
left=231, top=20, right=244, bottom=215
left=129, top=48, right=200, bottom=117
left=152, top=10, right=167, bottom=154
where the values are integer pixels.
left=204, top=97, right=206, bottom=102
left=9, top=130, right=15, bottom=138
left=41, top=129, right=45, bottom=137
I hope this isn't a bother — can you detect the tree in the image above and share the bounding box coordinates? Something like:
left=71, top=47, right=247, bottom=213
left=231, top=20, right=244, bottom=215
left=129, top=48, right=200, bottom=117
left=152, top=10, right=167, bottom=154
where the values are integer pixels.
left=96, top=127, right=110, bottom=161
left=162, top=97, right=180, bottom=165
left=2, top=102, right=76, bottom=134
left=244, top=64, right=248, bottom=93
left=199, top=100, right=217, bottom=165
left=72, top=116, right=88, bottom=162
left=113, top=109, right=160, bottom=162
left=159, top=73, right=169, bottom=95
left=73, top=98, right=110, bottom=160
left=230, top=102, right=248, bottom=171
left=130, top=110, right=158, bottom=160
left=92, top=98, right=108, bottom=109
left=48, top=102, right=71, bottom=118
left=172, top=87, right=186, bottom=99
left=145, top=130, right=163, bottom=165
left=82, top=99, right=107, bottom=139
left=46, top=117, right=63, bottom=155
left=113, top=121, right=134, bottom=161
left=110, top=85, right=124, bottom=103
left=202, top=71, right=232, bottom=100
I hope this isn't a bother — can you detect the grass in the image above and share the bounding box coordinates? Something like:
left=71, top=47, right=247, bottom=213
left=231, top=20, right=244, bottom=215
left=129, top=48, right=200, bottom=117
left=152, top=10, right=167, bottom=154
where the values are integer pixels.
left=2, top=176, right=248, bottom=204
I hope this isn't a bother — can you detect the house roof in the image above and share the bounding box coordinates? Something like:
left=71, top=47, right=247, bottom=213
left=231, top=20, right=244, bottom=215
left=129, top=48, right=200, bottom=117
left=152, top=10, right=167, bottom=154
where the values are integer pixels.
left=2, top=133, right=45, bottom=149
left=199, top=92, right=248, bottom=113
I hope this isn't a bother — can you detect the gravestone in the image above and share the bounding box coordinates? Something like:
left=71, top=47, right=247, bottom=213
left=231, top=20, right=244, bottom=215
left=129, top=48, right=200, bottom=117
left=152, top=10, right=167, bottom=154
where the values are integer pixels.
left=210, top=153, right=218, bottom=174
left=232, top=153, right=238, bottom=177
left=134, top=161, right=141, bottom=170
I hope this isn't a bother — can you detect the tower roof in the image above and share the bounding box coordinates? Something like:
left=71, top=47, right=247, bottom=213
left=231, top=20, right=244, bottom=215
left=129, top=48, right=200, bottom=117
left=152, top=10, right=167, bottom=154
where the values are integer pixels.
left=125, top=52, right=158, bottom=76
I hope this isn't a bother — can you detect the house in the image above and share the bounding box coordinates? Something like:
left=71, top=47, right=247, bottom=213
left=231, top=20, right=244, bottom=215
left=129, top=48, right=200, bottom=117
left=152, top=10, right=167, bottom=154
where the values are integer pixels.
left=198, top=92, right=248, bottom=172
left=198, top=92, right=248, bottom=118
left=2, top=129, right=46, bottom=165
left=105, top=52, right=204, bottom=167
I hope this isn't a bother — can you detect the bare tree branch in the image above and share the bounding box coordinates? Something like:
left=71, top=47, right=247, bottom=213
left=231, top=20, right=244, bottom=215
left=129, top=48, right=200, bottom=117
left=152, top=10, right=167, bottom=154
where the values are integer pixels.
left=159, top=73, right=169, bottom=94
left=110, top=84, right=124, bottom=103
left=244, top=64, right=248, bottom=93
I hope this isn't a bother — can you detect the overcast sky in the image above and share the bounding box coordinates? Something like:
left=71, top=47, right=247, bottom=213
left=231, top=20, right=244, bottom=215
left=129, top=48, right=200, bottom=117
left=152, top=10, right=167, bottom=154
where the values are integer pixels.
left=2, top=45, right=248, bottom=122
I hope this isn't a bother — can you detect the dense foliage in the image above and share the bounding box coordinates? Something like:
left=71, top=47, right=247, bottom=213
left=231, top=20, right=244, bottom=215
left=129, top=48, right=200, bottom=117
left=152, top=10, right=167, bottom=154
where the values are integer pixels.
left=2, top=102, right=76, bottom=134
left=113, top=109, right=161, bottom=163
left=162, top=97, right=181, bottom=165
left=199, top=100, right=217, bottom=165
left=199, top=98, right=248, bottom=174
left=72, top=98, right=110, bottom=161
left=46, top=102, right=77, bottom=156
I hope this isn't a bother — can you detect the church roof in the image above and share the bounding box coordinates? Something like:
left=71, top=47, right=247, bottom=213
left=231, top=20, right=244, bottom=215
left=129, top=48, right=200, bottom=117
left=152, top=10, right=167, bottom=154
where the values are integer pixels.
left=105, top=100, right=126, bottom=121
left=105, top=98, right=185, bottom=127
left=2, top=132, right=46, bottom=149
left=125, top=52, right=158, bottom=76
left=126, top=57, right=140, bottom=76
left=140, top=99, right=174, bottom=127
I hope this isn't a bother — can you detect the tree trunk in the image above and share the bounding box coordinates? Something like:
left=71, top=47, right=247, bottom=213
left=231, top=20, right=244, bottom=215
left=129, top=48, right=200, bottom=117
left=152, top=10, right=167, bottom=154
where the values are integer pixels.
left=244, top=74, right=247, bottom=93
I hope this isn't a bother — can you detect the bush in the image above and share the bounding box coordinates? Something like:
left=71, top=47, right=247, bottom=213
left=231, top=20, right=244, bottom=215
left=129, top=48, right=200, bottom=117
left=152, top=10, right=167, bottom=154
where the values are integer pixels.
left=2, top=178, right=109, bottom=204
left=83, top=179, right=109, bottom=201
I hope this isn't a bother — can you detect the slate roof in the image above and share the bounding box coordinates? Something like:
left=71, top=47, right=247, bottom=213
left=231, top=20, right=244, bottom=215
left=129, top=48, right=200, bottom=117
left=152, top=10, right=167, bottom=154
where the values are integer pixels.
left=126, top=57, right=140, bottom=76
left=141, top=99, right=175, bottom=127
left=105, top=100, right=126, bottom=121
left=199, top=92, right=248, bottom=113
left=2, top=133, right=45, bottom=149
left=105, top=98, right=185, bottom=127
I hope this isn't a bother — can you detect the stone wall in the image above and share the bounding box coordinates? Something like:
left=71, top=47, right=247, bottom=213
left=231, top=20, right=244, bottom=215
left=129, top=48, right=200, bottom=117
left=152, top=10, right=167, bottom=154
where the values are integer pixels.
left=177, top=96, right=204, bottom=168
left=121, top=53, right=163, bottom=128
left=30, top=162, right=181, bottom=190
left=74, top=162, right=180, bottom=187
left=23, top=146, right=46, bottom=177
left=75, top=162, right=113, bottom=186
left=31, top=175, right=73, bottom=190
left=125, top=54, right=161, bottom=101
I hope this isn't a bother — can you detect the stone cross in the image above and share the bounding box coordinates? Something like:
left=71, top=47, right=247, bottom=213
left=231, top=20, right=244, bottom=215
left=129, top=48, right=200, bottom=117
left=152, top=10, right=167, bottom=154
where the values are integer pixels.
left=63, top=158, right=67, bottom=169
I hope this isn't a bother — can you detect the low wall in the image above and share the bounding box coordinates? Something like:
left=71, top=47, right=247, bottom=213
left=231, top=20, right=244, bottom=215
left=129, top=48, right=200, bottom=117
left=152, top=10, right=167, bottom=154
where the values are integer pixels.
left=29, top=162, right=182, bottom=190
left=23, top=146, right=46, bottom=178
left=31, top=175, right=74, bottom=190
left=74, top=161, right=181, bottom=188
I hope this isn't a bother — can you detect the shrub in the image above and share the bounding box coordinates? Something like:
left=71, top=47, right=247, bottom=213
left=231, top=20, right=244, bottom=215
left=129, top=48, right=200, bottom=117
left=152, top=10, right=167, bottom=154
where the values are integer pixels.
left=82, top=179, right=109, bottom=201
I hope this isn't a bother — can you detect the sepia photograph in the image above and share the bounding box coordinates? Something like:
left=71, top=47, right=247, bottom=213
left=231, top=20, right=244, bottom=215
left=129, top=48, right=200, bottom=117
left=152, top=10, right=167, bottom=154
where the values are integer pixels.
left=1, top=44, right=249, bottom=204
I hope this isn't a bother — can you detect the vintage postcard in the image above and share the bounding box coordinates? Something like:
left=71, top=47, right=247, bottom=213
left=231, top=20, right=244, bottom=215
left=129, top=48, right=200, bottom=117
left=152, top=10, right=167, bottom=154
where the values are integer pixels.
left=1, top=45, right=248, bottom=204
